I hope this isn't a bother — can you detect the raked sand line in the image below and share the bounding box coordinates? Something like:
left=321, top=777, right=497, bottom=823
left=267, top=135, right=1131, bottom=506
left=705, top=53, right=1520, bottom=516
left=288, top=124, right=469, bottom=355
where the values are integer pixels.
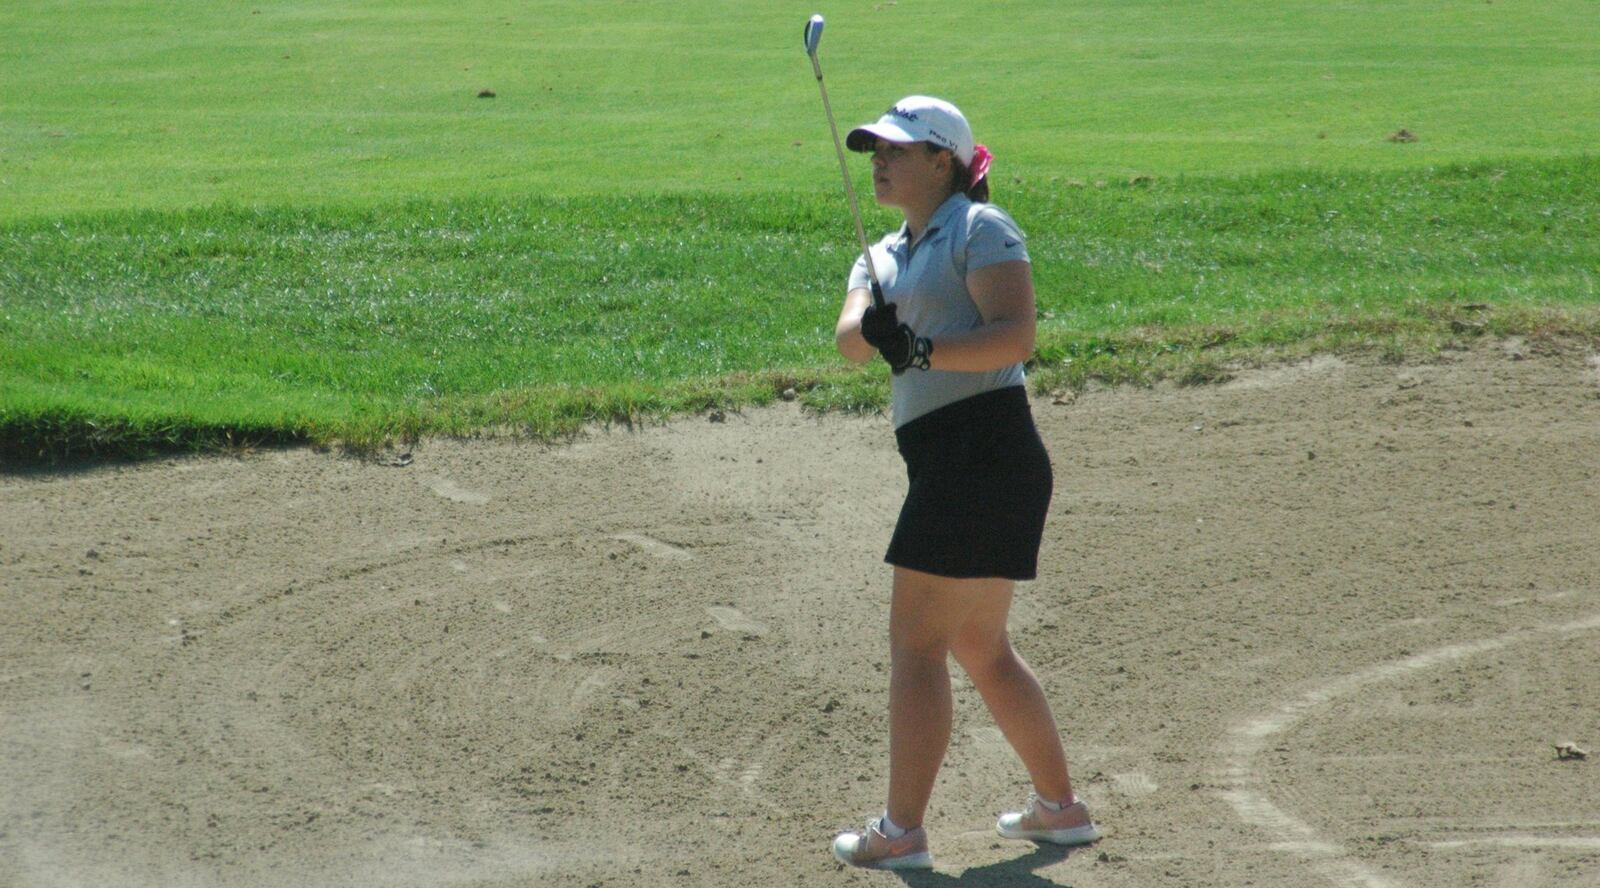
left=1218, top=612, right=1600, bottom=888
left=612, top=532, right=692, bottom=560
left=1420, top=836, right=1600, bottom=851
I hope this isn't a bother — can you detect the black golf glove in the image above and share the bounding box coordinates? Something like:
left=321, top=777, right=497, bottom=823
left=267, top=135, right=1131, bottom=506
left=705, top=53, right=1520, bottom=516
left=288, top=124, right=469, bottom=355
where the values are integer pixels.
left=858, top=298, right=900, bottom=348
left=860, top=300, right=933, bottom=375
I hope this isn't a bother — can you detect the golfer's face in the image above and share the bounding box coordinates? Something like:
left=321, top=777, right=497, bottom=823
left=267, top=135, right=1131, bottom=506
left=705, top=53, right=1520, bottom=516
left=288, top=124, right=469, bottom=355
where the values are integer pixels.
left=871, top=140, right=944, bottom=207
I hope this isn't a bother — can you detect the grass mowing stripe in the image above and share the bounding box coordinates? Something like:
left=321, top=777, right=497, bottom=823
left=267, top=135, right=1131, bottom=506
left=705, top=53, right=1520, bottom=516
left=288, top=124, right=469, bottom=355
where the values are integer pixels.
left=3, top=156, right=1598, bottom=461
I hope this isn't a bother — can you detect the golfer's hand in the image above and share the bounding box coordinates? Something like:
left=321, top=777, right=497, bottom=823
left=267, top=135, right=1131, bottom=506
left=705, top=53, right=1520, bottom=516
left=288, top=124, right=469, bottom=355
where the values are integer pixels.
left=858, top=300, right=900, bottom=350
left=861, top=304, right=933, bottom=375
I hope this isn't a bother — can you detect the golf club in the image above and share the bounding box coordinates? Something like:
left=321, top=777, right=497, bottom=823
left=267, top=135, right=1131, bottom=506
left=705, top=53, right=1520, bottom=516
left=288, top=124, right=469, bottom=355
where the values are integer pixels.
left=803, top=13, right=885, bottom=308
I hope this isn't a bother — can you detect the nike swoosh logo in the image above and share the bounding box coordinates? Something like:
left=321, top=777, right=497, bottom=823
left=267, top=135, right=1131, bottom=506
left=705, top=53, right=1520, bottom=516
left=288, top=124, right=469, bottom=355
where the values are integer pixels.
left=1004, top=239, right=1020, bottom=249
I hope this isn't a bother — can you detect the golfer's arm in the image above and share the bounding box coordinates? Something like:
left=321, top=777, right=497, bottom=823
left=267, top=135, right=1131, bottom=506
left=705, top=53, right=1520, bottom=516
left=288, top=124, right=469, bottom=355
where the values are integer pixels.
left=928, top=260, right=1036, bottom=372
left=835, top=287, right=877, bottom=363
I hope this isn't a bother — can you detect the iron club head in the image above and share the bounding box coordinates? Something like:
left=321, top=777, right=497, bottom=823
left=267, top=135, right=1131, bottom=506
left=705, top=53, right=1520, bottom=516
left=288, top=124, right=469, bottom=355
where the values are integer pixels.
left=804, top=14, right=824, bottom=56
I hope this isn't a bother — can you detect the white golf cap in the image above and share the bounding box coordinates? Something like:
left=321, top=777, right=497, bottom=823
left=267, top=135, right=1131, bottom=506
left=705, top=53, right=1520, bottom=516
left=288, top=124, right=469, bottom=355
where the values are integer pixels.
left=846, top=95, right=975, bottom=165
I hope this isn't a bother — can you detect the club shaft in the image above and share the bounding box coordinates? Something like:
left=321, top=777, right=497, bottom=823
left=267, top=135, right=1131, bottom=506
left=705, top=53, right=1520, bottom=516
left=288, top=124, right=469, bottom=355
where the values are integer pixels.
left=809, top=53, right=882, bottom=302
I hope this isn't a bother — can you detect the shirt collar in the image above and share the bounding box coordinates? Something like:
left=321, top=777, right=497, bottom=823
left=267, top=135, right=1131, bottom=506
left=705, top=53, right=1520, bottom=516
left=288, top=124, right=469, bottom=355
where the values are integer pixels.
left=894, top=192, right=972, bottom=249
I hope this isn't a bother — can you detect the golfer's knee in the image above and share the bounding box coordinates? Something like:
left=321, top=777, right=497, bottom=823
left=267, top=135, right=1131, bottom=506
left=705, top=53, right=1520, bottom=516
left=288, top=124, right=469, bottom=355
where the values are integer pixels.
left=954, top=639, right=1020, bottom=684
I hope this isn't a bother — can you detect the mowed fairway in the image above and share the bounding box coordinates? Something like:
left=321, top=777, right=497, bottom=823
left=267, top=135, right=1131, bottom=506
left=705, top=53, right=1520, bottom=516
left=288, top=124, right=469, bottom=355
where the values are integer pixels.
left=3, top=2, right=1600, bottom=887
left=3, top=0, right=1596, bottom=211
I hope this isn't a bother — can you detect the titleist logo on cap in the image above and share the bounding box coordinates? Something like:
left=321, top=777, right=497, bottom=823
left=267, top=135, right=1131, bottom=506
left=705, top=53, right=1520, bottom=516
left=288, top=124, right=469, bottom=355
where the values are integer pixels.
left=888, top=105, right=956, bottom=150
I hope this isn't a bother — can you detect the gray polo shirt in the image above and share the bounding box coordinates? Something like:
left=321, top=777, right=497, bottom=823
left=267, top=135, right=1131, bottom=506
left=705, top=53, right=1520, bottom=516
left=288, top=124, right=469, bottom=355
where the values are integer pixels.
left=849, top=193, right=1030, bottom=428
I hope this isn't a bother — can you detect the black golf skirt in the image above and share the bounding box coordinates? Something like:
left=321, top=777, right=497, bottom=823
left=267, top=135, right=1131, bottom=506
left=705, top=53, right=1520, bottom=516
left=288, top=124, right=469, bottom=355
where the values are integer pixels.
left=886, top=385, right=1053, bottom=581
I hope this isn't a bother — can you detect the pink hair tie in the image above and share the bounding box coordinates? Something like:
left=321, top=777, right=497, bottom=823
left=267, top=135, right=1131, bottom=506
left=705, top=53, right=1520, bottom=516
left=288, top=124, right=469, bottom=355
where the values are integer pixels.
left=969, top=144, right=993, bottom=188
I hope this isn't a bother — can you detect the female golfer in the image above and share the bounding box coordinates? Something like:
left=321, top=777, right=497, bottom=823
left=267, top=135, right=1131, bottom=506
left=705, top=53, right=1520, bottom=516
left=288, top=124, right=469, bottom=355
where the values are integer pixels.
left=829, top=96, right=1100, bottom=869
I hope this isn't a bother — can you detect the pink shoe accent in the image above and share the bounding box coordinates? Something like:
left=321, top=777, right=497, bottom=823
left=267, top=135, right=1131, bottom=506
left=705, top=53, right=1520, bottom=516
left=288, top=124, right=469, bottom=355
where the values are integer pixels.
left=831, top=817, right=934, bottom=869
left=997, top=793, right=1102, bottom=845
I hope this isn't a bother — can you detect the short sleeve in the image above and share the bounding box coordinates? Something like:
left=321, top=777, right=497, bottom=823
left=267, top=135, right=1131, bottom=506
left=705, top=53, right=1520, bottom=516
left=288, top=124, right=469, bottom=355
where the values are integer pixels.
left=966, top=206, right=1030, bottom=272
left=847, top=252, right=871, bottom=291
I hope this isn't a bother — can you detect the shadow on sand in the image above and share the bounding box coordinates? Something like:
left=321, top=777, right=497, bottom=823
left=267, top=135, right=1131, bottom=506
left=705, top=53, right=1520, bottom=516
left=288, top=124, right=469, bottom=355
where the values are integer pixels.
left=896, top=843, right=1087, bottom=887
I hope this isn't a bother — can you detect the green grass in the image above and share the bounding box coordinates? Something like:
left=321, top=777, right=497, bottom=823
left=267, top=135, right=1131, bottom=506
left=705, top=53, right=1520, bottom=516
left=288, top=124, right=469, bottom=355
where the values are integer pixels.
left=3, top=1, right=1599, bottom=461
left=4, top=156, right=1597, bottom=460
left=3, top=0, right=1597, bottom=218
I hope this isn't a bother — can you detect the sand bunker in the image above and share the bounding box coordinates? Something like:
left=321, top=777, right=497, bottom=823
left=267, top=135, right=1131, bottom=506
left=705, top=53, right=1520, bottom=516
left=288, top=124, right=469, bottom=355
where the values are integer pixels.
left=4, top=342, right=1598, bottom=886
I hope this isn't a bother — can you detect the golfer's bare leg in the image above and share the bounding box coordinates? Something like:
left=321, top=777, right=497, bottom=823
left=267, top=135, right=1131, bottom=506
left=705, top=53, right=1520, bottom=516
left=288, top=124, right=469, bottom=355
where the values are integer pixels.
left=884, top=567, right=989, bottom=829
left=950, top=585, right=1077, bottom=806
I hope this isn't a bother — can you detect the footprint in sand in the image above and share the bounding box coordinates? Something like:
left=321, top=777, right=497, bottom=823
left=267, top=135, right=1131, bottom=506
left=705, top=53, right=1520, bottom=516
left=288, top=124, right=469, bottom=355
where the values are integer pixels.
left=711, top=755, right=766, bottom=796
left=706, top=606, right=767, bottom=636
left=1111, top=771, right=1159, bottom=797
left=967, top=726, right=1008, bottom=751
left=613, top=532, right=692, bottom=560
left=430, top=480, right=489, bottom=504
left=569, top=669, right=612, bottom=710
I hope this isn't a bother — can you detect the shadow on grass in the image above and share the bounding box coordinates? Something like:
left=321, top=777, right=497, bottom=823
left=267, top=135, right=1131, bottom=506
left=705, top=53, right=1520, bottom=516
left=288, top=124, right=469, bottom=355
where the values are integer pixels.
left=895, top=843, right=1086, bottom=887
left=0, top=438, right=321, bottom=479
left=0, top=417, right=320, bottom=475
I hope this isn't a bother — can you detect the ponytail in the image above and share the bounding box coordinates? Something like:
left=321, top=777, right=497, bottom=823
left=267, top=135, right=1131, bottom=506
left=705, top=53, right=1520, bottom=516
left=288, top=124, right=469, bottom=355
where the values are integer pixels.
left=931, top=143, right=992, bottom=203
left=956, top=159, right=991, bottom=203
